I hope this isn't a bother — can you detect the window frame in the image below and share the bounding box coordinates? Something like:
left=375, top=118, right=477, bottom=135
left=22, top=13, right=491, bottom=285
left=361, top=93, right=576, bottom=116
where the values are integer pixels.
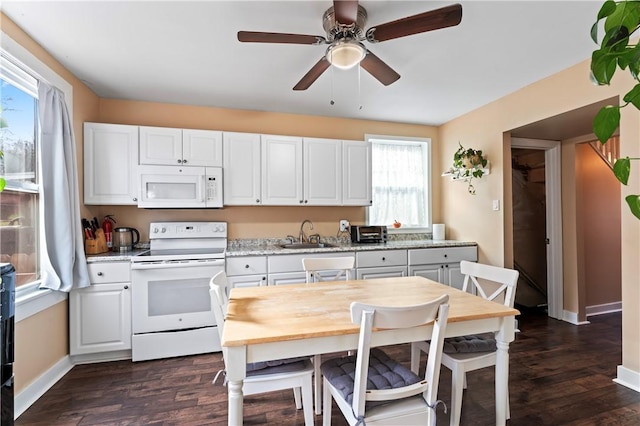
left=365, top=134, right=433, bottom=234
left=2, top=31, right=73, bottom=321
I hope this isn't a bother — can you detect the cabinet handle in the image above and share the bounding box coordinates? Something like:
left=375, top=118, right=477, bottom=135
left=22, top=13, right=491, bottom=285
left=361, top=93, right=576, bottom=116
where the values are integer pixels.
left=382, top=257, right=386, bottom=261
left=299, top=200, right=304, bottom=204
left=256, top=199, right=260, bottom=203
left=304, top=200, right=308, bottom=204
left=444, top=254, right=448, bottom=258
left=133, top=197, right=138, bottom=202
left=245, top=264, right=250, bottom=269
left=124, top=285, right=129, bottom=290
left=183, top=159, right=188, bottom=164
left=97, top=272, right=103, bottom=276
left=262, top=276, right=266, bottom=281
left=177, top=159, right=182, bottom=164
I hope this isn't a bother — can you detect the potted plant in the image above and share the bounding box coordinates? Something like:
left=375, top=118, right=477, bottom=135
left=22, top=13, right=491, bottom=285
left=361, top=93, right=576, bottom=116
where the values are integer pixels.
left=590, top=0, right=640, bottom=219
left=447, top=143, right=488, bottom=195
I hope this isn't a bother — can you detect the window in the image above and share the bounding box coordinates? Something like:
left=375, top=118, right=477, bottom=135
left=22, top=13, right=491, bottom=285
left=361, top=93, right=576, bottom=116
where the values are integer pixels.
left=0, top=54, right=40, bottom=288
left=367, top=135, right=432, bottom=231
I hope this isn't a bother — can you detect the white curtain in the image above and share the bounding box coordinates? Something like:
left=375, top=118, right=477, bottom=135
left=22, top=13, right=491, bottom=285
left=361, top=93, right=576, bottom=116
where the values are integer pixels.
left=370, top=142, right=427, bottom=227
left=38, top=81, right=90, bottom=291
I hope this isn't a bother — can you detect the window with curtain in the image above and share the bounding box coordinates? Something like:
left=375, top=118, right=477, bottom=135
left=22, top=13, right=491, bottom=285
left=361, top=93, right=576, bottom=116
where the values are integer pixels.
left=367, top=136, right=432, bottom=231
left=0, top=54, right=40, bottom=288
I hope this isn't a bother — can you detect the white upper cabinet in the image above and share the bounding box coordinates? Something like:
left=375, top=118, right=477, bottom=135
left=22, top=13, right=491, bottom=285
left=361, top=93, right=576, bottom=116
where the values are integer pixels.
left=261, top=134, right=303, bottom=205
left=223, top=132, right=262, bottom=205
left=84, top=122, right=139, bottom=205
left=342, top=140, right=372, bottom=206
left=139, top=126, right=222, bottom=167
left=303, top=138, right=342, bottom=205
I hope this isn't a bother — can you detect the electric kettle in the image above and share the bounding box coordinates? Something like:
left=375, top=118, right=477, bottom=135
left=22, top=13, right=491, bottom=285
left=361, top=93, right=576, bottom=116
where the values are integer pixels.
left=112, top=227, right=140, bottom=252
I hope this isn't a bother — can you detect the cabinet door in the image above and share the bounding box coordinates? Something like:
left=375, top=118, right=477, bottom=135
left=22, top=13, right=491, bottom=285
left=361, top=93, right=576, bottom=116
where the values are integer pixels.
left=356, top=266, right=407, bottom=280
left=84, top=123, right=139, bottom=205
left=223, top=132, right=262, bottom=205
left=261, top=135, right=303, bottom=205
left=227, top=274, right=267, bottom=288
left=183, top=129, right=222, bottom=167
left=342, top=140, right=372, bottom=206
left=268, top=272, right=307, bottom=286
left=303, top=138, right=342, bottom=205
left=409, top=264, right=444, bottom=283
left=139, top=126, right=183, bottom=165
left=445, top=263, right=471, bottom=292
left=70, top=282, right=132, bottom=355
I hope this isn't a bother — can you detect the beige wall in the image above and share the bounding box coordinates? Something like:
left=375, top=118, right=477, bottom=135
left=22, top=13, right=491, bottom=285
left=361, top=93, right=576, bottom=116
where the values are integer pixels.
left=439, top=59, right=640, bottom=374
left=2, top=13, right=100, bottom=393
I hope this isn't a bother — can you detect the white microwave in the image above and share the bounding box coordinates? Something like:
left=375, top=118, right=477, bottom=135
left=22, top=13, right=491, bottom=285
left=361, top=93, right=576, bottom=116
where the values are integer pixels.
left=138, top=165, right=223, bottom=208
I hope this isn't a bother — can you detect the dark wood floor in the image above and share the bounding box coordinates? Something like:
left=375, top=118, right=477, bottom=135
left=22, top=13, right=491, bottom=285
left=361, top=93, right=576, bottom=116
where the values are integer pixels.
left=16, top=309, right=640, bottom=425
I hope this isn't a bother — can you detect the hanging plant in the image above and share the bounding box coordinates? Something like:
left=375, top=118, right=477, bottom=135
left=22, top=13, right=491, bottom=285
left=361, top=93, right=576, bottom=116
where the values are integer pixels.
left=449, top=143, right=488, bottom=195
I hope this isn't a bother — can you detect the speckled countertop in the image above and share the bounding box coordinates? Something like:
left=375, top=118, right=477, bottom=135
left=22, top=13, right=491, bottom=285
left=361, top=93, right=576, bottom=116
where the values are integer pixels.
left=85, top=235, right=477, bottom=262
left=226, top=236, right=477, bottom=257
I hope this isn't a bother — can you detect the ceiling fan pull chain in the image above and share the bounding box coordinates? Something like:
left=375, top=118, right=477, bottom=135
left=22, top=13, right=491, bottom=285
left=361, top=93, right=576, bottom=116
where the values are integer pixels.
left=330, top=61, right=335, bottom=106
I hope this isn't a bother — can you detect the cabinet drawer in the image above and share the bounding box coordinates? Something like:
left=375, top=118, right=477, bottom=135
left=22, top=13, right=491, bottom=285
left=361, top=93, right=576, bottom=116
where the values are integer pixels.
left=356, top=250, right=407, bottom=268
left=408, top=246, right=477, bottom=265
left=268, top=252, right=356, bottom=274
left=226, top=256, right=267, bottom=276
left=87, top=262, right=131, bottom=284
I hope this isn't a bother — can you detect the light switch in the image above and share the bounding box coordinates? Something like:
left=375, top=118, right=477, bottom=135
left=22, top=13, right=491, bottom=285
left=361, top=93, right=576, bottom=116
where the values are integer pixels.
left=492, top=200, right=500, bottom=211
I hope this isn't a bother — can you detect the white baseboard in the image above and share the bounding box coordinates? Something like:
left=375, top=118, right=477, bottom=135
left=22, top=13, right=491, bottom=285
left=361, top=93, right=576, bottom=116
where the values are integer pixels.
left=15, top=355, right=74, bottom=419
left=562, top=310, right=590, bottom=325
left=614, top=365, right=640, bottom=393
left=586, top=301, right=622, bottom=317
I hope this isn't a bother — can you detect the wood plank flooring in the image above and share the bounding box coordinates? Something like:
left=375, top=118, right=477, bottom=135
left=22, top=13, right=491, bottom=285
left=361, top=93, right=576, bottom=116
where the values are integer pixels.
left=15, top=309, right=640, bottom=425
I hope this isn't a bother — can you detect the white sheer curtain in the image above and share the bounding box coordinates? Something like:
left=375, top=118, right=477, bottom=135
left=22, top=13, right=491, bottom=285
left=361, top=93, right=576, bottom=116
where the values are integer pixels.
left=370, top=142, right=428, bottom=227
left=38, top=81, right=90, bottom=291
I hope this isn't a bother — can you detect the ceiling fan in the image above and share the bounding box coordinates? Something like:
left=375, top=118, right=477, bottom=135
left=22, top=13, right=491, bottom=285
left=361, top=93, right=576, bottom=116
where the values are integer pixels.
left=237, top=1, right=462, bottom=91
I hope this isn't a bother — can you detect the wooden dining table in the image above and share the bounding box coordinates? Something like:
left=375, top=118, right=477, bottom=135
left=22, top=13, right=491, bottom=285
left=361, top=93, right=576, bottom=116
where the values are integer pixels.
left=221, top=276, right=520, bottom=425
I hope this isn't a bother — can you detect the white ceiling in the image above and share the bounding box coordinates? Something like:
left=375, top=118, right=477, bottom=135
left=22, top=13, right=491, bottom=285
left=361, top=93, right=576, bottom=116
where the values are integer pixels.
left=1, top=1, right=602, bottom=126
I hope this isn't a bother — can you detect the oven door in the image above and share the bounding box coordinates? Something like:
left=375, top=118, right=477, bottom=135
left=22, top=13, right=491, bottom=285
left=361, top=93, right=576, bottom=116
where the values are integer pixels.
left=131, top=259, right=224, bottom=333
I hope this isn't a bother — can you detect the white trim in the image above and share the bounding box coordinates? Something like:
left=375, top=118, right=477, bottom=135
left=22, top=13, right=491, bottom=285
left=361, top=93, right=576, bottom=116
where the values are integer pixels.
left=511, top=138, right=564, bottom=320
left=14, top=355, right=74, bottom=419
left=71, top=350, right=132, bottom=365
left=562, top=309, right=590, bottom=325
left=614, top=365, right=640, bottom=393
left=15, top=287, right=67, bottom=322
left=586, top=301, right=622, bottom=317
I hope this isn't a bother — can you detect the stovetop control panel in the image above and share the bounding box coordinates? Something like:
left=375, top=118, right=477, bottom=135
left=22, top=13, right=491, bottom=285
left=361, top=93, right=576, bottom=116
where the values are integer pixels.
left=149, top=222, right=227, bottom=239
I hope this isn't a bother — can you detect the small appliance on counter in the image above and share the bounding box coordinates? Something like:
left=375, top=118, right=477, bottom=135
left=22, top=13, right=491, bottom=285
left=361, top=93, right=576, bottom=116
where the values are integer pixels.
left=112, top=227, right=140, bottom=252
left=350, top=225, right=387, bottom=244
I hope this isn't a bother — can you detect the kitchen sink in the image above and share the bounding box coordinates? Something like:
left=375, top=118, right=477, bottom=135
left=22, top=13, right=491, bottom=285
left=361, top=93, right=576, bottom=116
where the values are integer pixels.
left=278, top=242, right=335, bottom=249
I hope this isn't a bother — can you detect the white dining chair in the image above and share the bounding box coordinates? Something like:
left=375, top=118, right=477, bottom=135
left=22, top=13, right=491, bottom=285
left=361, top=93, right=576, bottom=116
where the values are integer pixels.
left=209, top=271, right=315, bottom=426
left=302, top=256, right=355, bottom=282
left=321, top=294, right=450, bottom=426
left=410, top=260, right=519, bottom=426
left=302, top=256, right=356, bottom=414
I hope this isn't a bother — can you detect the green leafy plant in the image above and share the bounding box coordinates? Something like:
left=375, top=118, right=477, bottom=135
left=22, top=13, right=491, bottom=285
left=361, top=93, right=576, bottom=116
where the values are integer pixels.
left=590, top=0, right=640, bottom=219
left=449, top=143, right=488, bottom=195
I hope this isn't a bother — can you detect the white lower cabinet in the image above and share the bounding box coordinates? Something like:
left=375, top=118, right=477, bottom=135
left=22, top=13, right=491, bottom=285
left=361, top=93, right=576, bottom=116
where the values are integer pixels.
left=355, top=250, right=408, bottom=279
left=226, top=256, right=267, bottom=288
left=408, top=246, right=478, bottom=291
left=70, top=262, right=132, bottom=357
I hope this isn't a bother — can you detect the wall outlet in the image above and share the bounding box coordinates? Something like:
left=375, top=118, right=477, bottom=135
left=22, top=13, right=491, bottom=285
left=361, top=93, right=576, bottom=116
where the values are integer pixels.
left=340, top=219, right=350, bottom=232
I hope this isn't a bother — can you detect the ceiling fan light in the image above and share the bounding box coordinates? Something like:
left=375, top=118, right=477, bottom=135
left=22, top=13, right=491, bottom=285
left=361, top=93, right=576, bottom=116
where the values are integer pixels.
left=326, top=41, right=366, bottom=70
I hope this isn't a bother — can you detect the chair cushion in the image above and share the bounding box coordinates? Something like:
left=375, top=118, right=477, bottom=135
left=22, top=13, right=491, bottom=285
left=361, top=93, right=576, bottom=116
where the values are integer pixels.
left=321, top=348, right=421, bottom=406
left=444, top=333, right=496, bottom=354
left=246, top=356, right=310, bottom=376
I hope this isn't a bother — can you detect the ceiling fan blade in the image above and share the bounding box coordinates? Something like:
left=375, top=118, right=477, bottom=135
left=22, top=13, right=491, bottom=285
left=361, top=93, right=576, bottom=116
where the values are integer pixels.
left=367, top=3, right=462, bottom=42
left=333, top=0, right=359, bottom=25
left=293, top=57, right=331, bottom=91
left=360, top=50, right=400, bottom=86
left=238, top=31, right=325, bottom=45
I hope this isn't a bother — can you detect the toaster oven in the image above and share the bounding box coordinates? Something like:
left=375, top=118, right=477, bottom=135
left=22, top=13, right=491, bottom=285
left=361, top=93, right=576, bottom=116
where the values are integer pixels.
left=350, top=225, right=387, bottom=244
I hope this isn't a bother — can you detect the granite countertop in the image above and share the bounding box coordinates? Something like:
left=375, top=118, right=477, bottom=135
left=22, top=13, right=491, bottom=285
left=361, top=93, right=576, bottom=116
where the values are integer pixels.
left=226, top=239, right=477, bottom=257
left=85, top=248, right=149, bottom=263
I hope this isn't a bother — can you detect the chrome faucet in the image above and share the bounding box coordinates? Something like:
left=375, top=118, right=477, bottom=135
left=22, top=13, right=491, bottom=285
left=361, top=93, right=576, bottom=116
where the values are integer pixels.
left=298, top=219, right=314, bottom=243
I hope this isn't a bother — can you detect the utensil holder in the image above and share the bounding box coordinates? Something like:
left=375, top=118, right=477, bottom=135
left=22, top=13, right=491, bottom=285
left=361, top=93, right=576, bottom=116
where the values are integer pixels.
left=85, top=229, right=108, bottom=254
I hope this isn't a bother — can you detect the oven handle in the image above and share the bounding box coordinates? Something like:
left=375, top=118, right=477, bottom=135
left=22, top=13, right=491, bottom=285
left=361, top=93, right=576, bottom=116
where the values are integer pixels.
left=131, top=259, right=225, bottom=270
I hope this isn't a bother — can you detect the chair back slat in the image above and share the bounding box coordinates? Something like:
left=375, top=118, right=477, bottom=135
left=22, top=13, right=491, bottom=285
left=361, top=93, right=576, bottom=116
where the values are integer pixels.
left=460, top=261, right=519, bottom=307
left=302, top=257, right=355, bottom=283
left=209, top=271, right=229, bottom=341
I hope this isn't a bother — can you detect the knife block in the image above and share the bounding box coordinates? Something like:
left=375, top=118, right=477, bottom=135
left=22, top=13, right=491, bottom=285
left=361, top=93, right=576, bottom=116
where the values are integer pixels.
left=85, top=229, right=108, bottom=254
